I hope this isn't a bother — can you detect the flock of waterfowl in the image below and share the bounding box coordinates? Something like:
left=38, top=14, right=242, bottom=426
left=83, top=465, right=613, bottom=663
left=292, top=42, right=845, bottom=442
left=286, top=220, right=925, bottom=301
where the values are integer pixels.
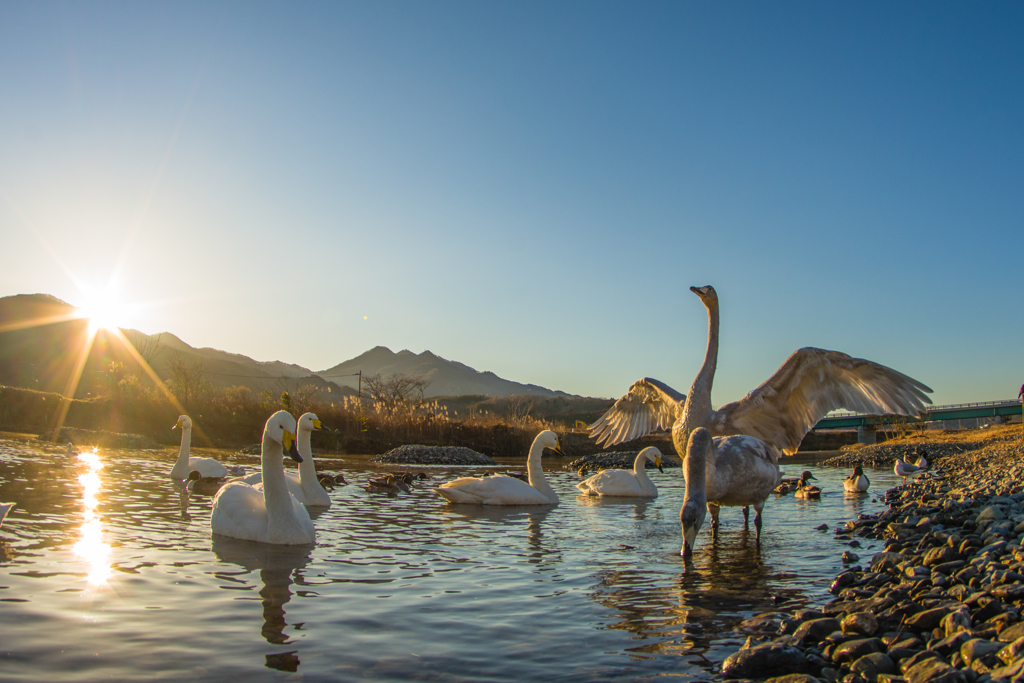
left=0, top=285, right=936, bottom=559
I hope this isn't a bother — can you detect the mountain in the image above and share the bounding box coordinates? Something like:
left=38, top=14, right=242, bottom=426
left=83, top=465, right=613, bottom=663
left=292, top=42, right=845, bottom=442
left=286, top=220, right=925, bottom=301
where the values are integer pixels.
left=317, top=346, right=571, bottom=398
left=0, top=294, right=571, bottom=399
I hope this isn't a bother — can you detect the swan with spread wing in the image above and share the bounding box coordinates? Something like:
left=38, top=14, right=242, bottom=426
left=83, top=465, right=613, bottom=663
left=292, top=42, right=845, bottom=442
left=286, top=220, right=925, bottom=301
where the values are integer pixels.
left=590, top=285, right=933, bottom=457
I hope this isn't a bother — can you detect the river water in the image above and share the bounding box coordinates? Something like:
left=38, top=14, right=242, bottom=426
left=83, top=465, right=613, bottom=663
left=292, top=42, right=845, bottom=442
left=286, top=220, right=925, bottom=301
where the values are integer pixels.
left=0, top=435, right=905, bottom=682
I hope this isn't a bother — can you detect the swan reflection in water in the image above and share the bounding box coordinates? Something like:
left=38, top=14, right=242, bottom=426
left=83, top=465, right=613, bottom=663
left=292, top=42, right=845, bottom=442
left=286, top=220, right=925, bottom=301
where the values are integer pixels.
left=211, top=535, right=313, bottom=672
left=439, top=505, right=557, bottom=566
left=575, top=494, right=651, bottom=521
left=73, top=449, right=112, bottom=585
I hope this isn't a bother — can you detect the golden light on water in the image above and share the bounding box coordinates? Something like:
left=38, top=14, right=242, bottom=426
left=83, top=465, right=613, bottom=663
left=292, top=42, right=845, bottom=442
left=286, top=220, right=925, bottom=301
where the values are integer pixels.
left=73, top=449, right=112, bottom=585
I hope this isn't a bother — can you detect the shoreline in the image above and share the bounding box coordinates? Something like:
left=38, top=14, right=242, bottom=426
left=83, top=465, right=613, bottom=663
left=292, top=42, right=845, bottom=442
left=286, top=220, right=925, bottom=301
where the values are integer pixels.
left=721, top=424, right=1024, bottom=682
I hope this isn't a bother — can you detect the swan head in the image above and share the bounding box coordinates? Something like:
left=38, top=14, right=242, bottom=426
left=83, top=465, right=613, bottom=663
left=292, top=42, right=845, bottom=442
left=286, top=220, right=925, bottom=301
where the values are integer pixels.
left=681, top=499, right=705, bottom=559
left=689, top=285, right=719, bottom=310
left=264, top=411, right=302, bottom=463
left=641, top=447, right=664, bottom=473
left=298, top=412, right=325, bottom=434
left=534, top=430, right=564, bottom=456
left=173, top=415, right=193, bottom=431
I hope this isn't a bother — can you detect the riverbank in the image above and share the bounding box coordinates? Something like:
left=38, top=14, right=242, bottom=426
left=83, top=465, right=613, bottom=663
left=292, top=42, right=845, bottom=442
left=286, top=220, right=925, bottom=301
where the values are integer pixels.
left=722, top=424, right=1024, bottom=682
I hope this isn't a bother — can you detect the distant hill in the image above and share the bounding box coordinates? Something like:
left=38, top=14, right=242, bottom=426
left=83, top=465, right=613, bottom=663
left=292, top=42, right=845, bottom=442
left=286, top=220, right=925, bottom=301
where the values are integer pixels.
left=0, top=294, right=572, bottom=400
left=317, top=346, right=572, bottom=398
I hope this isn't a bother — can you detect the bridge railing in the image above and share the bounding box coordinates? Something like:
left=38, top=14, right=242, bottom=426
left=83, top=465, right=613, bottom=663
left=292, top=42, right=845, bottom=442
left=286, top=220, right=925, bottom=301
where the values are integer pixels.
left=823, top=399, right=1021, bottom=420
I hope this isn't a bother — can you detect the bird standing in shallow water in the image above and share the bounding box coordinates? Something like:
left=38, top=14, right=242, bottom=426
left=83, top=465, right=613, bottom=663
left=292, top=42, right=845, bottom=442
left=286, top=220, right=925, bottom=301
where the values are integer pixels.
left=843, top=465, right=870, bottom=493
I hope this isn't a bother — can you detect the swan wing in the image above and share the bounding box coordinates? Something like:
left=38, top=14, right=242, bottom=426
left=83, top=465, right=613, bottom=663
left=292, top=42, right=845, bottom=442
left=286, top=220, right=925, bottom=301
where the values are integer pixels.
left=189, top=457, right=228, bottom=478
left=211, top=483, right=269, bottom=543
left=436, top=475, right=551, bottom=505
left=589, top=377, right=686, bottom=447
left=576, top=470, right=650, bottom=497
left=711, top=348, right=932, bottom=455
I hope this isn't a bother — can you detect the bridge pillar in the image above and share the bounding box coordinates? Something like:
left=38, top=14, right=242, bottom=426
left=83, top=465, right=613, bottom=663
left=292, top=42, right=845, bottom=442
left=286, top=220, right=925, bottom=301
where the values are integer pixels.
left=858, top=425, right=877, bottom=445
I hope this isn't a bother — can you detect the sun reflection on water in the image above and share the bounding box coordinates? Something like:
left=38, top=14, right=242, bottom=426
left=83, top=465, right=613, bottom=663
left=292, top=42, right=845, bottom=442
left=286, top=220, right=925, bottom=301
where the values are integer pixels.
left=73, top=449, right=112, bottom=585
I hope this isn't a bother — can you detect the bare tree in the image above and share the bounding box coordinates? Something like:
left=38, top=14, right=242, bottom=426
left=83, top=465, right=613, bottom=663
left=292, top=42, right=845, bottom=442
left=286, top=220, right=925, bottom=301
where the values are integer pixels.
left=166, top=352, right=210, bottom=409
left=126, top=331, right=165, bottom=366
left=363, top=372, right=430, bottom=415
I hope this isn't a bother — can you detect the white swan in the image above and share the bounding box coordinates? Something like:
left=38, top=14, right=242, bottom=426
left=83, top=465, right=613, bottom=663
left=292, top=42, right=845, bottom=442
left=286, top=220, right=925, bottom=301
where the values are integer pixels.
left=576, top=447, right=664, bottom=497
left=434, top=431, right=563, bottom=505
left=894, top=458, right=924, bottom=485
left=169, top=416, right=228, bottom=480
left=211, top=411, right=315, bottom=545
left=590, top=286, right=933, bottom=456
left=236, top=413, right=332, bottom=507
left=680, top=428, right=781, bottom=557
left=0, top=502, right=14, bottom=527
left=843, top=465, right=870, bottom=493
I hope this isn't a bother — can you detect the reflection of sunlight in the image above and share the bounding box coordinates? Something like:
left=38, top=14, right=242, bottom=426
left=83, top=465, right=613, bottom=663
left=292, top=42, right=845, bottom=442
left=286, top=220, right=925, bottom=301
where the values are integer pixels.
left=77, top=285, right=132, bottom=333
left=73, top=450, right=112, bottom=585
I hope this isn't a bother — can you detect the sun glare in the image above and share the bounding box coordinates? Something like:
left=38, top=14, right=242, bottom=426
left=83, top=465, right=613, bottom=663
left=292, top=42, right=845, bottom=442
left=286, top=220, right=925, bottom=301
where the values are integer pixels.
left=78, top=288, right=128, bottom=333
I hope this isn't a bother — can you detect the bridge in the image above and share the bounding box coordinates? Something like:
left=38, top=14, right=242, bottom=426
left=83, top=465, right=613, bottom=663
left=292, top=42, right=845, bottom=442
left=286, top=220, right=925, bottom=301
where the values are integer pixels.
left=812, top=400, right=1023, bottom=444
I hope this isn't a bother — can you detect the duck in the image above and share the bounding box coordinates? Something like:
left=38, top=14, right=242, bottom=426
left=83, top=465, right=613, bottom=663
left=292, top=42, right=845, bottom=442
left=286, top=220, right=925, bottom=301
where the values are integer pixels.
left=433, top=430, right=563, bottom=505
left=913, top=449, right=929, bottom=469
left=210, top=411, right=315, bottom=545
left=170, top=416, right=229, bottom=480
left=318, top=476, right=335, bottom=490
left=333, top=473, right=348, bottom=485
left=576, top=447, right=664, bottom=497
left=365, top=476, right=403, bottom=495
left=66, top=442, right=80, bottom=460
left=773, top=470, right=812, bottom=495
left=187, top=470, right=226, bottom=495
left=0, top=502, right=14, bottom=527
left=894, top=458, right=924, bottom=485
left=843, top=465, right=870, bottom=493
left=794, top=472, right=822, bottom=499
left=237, top=413, right=332, bottom=507
left=680, top=428, right=781, bottom=557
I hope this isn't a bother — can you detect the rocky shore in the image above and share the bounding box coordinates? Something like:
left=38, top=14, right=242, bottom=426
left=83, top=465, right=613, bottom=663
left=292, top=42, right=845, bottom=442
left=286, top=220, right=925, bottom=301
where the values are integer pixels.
left=721, top=426, right=1024, bottom=683
left=567, top=450, right=681, bottom=471
left=370, top=444, right=498, bottom=466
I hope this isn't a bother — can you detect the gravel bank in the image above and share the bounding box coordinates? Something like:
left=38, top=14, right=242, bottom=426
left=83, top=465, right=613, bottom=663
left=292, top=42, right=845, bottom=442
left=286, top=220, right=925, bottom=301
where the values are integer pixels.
left=371, top=444, right=498, bottom=466
left=722, top=427, right=1024, bottom=682
left=566, top=451, right=681, bottom=471
left=822, top=440, right=985, bottom=469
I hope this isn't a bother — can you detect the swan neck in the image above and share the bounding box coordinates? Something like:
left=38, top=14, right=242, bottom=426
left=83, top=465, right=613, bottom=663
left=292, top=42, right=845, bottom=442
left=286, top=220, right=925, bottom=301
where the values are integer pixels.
left=683, top=441, right=708, bottom=507
left=170, top=426, right=192, bottom=479
left=527, top=439, right=557, bottom=502
left=693, top=302, right=720, bottom=398
left=297, top=429, right=317, bottom=489
left=633, top=453, right=652, bottom=486
left=260, top=430, right=292, bottom=516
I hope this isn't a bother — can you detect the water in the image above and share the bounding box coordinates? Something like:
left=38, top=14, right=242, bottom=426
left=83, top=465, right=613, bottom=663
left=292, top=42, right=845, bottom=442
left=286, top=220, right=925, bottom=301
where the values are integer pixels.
left=0, top=436, right=905, bottom=682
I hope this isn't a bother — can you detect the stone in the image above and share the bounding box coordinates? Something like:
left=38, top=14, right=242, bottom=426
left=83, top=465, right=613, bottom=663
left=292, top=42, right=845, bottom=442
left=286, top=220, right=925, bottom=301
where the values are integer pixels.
left=925, top=546, right=960, bottom=566
left=842, top=612, right=879, bottom=637
left=943, top=608, right=973, bottom=637
left=978, top=507, right=1007, bottom=523
left=997, top=636, right=1024, bottom=665
left=905, top=607, right=953, bottom=632
left=721, top=641, right=813, bottom=678
left=793, top=618, right=842, bottom=645
left=932, top=631, right=971, bottom=657
left=833, top=637, right=884, bottom=664
left=989, top=658, right=1024, bottom=682
left=900, top=650, right=941, bottom=674
left=851, top=652, right=897, bottom=680
left=904, top=657, right=969, bottom=683
left=999, top=623, right=1024, bottom=643
left=823, top=597, right=895, bottom=617
left=961, top=638, right=1005, bottom=665
left=764, top=675, right=822, bottom=683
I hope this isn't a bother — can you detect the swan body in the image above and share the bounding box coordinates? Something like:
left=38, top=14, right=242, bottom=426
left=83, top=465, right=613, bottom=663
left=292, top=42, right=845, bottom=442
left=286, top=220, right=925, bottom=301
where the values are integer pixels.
left=236, top=414, right=331, bottom=506
left=170, top=416, right=228, bottom=480
left=894, top=458, right=924, bottom=485
left=680, top=429, right=781, bottom=557
left=434, top=431, right=563, bottom=505
left=843, top=465, right=870, bottom=493
left=589, top=286, right=933, bottom=457
left=0, top=502, right=14, bottom=527
left=211, top=411, right=315, bottom=545
left=576, top=447, right=664, bottom=497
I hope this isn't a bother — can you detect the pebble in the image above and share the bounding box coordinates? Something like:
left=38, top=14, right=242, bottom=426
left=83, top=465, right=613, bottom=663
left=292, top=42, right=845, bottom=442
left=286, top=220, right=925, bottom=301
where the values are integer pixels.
left=566, top=451, right=680, bottom=471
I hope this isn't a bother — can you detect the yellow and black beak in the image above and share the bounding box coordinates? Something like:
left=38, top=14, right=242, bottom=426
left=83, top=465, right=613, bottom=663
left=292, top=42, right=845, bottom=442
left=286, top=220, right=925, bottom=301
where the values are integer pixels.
left=283, top=429, right=302, bottom=462
left=312, top=419, right=322, bottom=430
left=656, top=457, right=664, bottom=474
left=172, top=419, right=182, bottom=430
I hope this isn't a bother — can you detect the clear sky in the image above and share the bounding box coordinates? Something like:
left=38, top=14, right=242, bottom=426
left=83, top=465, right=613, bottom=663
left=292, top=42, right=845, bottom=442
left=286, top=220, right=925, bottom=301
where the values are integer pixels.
left=1, top=2, right=1021, bottom=405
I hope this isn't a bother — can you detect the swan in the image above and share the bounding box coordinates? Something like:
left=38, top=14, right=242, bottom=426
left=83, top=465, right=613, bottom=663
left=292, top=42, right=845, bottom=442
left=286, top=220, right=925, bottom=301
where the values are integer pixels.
left=234, top=413, right=331, bottom=506
left=680, top=428, right=781, bottom=557
left=211, top=411, right=315, bottom=545
left=170, top=416, right=228, bottom=480
left=589, top=285, right=933, bottom=457
left=0, top=502, right=14, bottom=527
left=434, top=431, right=563, bottom=505
left=843, top=465, right=870, bottom=493
left=576, top=447, right=664, bottom=497
left=894, top=458, right=924, bottom=485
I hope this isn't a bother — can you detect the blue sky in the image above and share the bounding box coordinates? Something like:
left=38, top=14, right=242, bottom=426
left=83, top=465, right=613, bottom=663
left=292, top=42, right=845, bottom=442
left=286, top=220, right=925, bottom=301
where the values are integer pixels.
left=1, top=2, right=1021, bottom=404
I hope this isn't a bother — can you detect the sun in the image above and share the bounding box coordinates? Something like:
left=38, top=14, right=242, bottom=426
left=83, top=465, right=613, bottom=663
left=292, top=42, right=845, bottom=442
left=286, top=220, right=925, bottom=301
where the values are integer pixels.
left=77, top=288, right=128, bottom=333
